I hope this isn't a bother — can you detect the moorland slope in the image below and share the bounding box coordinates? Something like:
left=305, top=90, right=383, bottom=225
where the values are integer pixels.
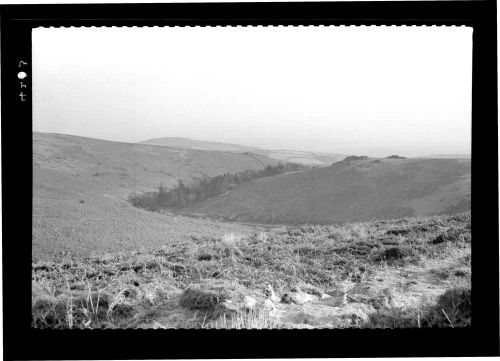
left=33, top=132, right=280, bottom=260
left=183, top=157, right=471, bottom=224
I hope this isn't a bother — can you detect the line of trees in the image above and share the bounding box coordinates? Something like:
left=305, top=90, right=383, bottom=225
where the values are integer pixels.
left=129, top=162, right=305, bottom=211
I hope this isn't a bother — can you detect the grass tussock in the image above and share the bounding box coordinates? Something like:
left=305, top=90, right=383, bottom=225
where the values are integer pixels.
left=32, top=212, right=471, bottom=329
left=179, top=279, right=246, bottom=315
left=205, top=308, right=280, bottom=329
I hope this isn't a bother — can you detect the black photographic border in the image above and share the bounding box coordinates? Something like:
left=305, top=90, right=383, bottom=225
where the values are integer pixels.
left=1, top=1, right=498, bottom=359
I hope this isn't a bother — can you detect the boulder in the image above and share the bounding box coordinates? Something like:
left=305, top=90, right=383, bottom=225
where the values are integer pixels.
left=298, top=284, right=330, bottom=300
left=346, top=282, right=394, bottom=310
left=262, top=299, right=276, bottom=310
left=279, top=302, right=375, bottom=327
left=317, top=294, right=347, bottom=308
left=264, top=285, right=281, bottom=303
left=281, top=290, right=317, bottom=305
left=243, top=296, right=257, bottom=310
left=281, top=283, right=332, bottom=305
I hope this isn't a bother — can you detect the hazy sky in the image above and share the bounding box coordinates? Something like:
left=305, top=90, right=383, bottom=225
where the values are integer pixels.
left=33, top=26, right=472, bottom=157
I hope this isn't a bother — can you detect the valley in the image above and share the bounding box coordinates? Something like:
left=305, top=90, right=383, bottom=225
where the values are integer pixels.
left=32, top=132, right=471, bottom=329
left=32, top=132, right=281, bottom=260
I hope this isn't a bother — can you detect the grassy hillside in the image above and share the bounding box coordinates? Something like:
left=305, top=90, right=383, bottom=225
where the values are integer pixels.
left=182, top=157, right=471, bottom=225
left=35, top=132, right=280, bottom=195
left=32, top=212, right=471, bottom=329
left=33, top=132, right=280, bottom=260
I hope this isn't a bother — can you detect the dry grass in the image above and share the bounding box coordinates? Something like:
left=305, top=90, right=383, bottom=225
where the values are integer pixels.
left=32, top=212, right=471, bottom=329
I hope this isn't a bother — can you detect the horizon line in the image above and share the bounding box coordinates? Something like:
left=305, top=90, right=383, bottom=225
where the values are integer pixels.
left=32, top=130, right=471, bottom=159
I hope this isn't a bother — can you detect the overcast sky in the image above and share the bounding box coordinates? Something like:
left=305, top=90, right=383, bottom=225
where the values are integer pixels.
left=33, top=26, right=472, bottom=157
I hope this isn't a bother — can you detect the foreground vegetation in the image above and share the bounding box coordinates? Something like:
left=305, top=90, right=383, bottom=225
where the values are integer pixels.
left=32, top=212, right=471, bottom=329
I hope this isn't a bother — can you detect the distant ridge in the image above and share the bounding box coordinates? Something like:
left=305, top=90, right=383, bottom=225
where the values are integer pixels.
left=139, top=137, right=348, bottom=166
left=417, top=154, right=471, bottom=159
left=139, top=137, right=259, bottom=153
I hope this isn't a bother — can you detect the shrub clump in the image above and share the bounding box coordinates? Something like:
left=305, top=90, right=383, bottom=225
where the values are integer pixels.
left=421, top=287, right=471, bottom=327
left=32, top=291, right=116, bottom=329
left=366, top=308, right=418, bottom=328
left=338, top=156, right=369, bottom=164
left=429, top=228, right=469, bottom=245
left=179, top=279, right=246, bottom=314
left=386, top=228, right=411, bottom=236
left=370, top=245, right=415, bottom=263
left=365, top=287, right=471, bottom=329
